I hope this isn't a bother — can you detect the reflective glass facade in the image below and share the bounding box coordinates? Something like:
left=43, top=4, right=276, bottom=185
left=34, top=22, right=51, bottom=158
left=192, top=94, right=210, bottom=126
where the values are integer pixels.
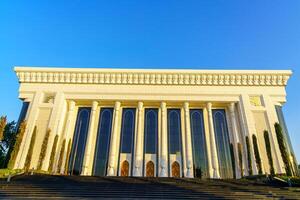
left=212, top=109, right=233, bottom=179
left=190, top=109, right=208, bottom=178
left=144, top=109, right=158, bottom=154
left=93, top=108, right=113, bottom=176
left=119, top=108, right=136, bottom=154
left=69, top=107, right=91, bottom=175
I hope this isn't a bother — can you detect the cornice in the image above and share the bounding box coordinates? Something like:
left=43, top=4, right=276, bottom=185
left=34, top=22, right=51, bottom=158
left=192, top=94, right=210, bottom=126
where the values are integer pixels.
left=14, top=67, right=292, bottom=86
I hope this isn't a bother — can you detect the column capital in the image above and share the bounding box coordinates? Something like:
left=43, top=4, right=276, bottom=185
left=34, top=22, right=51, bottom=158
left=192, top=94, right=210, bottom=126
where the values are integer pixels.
left=184, top=102, right=189, bottom=110
left=92, top=101, right=99, bottom=111
left=207, top=102, right=212, bottom=111
left=161, top=102, right=166, bottom=109
left=229, top=102, right=235, bottom=112
left=138, top=101, right=143, bottom=110
left=68, top=100, right=76, bottom=111
left=114, top=101, right=121, bottom=110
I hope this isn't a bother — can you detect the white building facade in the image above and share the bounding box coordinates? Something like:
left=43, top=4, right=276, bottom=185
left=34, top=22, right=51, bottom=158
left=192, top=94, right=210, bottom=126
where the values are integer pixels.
left=13, top=67, right=297, bottom=179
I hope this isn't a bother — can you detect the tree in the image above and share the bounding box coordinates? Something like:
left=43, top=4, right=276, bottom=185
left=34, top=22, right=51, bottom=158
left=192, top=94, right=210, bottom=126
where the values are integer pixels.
left=24, top=126, right=37, bottom=171
left=0, top=116, right=7, bottom=141
left=37, top=129, right=51, bottom=170
left=57, top=139, right=66, bottom=173
left=245, top=136, right=253, bottom=175
left=229, top=143, right=236, bottom=179
left=1, top=121, right=17, bottom=168
left=263, top=130, right=274, bottom=175
left=252, top=134, right=262, bottom=175
left=48, top=135, right=59, bottom=173
left=274, top=123, right=292, bottom=176
left=237, top=143, right=243, bottom=177
left=8, top=121, right=26, bottom=169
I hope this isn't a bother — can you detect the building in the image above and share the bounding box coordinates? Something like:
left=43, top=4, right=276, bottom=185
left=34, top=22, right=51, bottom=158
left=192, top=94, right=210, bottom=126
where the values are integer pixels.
left=13, top=67, right=297, bottom=179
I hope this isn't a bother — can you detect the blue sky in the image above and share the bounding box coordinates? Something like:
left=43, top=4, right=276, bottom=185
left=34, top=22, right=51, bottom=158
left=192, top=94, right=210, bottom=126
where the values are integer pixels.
left=0, top=1, right=299, bottom=161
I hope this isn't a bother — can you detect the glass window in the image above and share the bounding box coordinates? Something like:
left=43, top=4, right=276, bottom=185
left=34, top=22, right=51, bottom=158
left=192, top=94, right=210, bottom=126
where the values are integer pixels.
left=69, top=107, right=91, bottom=175
left=119, top=108, right=136, bottom=154
left=190, top=109, right=208, bottom=178
left=168, top=109, right=182, bottom=155
left=93, top=108, right=113, bottom=176
left=144, top=109, right=158, bottom=154
left=213, top=109, right=233, bottom=179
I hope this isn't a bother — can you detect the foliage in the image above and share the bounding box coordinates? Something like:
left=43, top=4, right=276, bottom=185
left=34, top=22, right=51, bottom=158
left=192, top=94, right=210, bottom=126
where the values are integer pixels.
left=64, top=139, right=72, bottom=174
left=48, top=135, right=58, bottom=173
left=8, top=121, right=26, bottom=169
left=237, top=143, right=243, bottom=177
left=0, top=169, right=23, bottom=178
left=263, top=130, right=274, bottom=175
left=37, top=129, right=51, bottom=170
left=0, top=116, right=7, bottom=141
left=274, top=123, right=292, bottom=176
left=291, top=153, right=299, bottom=176
left=57, top=139, right=66, bottom=174
left=24, top=126, right=37, bottom=171
left=229, top=143, right=236, bottom=179
left=245, top=136, right=252, bottom=175
left=252, top=134, right=262, bottom=175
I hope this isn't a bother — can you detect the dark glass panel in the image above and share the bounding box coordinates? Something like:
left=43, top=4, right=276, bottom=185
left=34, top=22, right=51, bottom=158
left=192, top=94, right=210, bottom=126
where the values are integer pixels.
left=93, top=108, right=113, bottom=176
left=168, top=109, right=182, bottom=154
left=212, top=109, right=233, bottom=179
left=144, top=109, right=158, bottom=154
left=69, top=107, right=91, bottom=175
left=120, top=108, right=136, bottom=154
left=190, top=109, right=208, bottom=178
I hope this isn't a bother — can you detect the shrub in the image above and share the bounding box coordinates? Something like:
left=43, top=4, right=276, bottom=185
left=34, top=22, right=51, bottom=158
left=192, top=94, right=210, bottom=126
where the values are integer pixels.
left=252, top=134, right=262, bottom=175
left=245, top=136, right=252, bottom=175
left=229, top=143, right=236, bottom=179
left=64, top=139, right=72, bottom=174
left=237, top=143, right=243, bottom=177
left=263, top=130, right=274, bottom=175
left=48, top=135, right=58, bottom=173
left=0, top=116, right=7, bottom=141
left=274, top=123, right=292, bottom=176
left=8, top=121, right=26, bottom=169
left=24, top=126, right=37, bottom=171
left=37, top=129, right=51, bottom=170
left=57, top=139, right=66, bottom=173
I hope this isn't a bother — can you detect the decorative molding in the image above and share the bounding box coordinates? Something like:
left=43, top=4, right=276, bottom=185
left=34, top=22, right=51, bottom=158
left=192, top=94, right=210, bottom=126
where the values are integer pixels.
left=14, top=67, right=292, bottom=86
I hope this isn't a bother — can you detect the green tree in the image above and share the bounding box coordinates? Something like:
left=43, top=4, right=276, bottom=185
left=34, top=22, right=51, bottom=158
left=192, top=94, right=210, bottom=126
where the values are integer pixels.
left=8, top=121, right=26, bottom=169
left=48, top=135, right=58, bottom=173
left=37, top=129, right=51, bottom=170
left=230, top=143, right=236, bottom=179
left=252, top=134, right=262, bottom=175
left=24, top=126, right=37, bottom=171
left=1, top=121, right=17, bottom=168
left=237, top=143, right=243, bottom=177
left=274, top=123, right=292, bottom=176
left=57, top=139, right=66, bottom=173
left=0, top=116, right=7, bottom=141
left=245, top=136, right=253, bottom=175
left=263, top=130, right=274, bottom=175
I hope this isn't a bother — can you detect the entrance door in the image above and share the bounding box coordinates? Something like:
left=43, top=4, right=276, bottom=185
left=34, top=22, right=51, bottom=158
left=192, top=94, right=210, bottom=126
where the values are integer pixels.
left=146, top=161, right=155, bottom=177
left=121, top=161, right=129, bottom=176
left=172, top=161, right=180, bottom=177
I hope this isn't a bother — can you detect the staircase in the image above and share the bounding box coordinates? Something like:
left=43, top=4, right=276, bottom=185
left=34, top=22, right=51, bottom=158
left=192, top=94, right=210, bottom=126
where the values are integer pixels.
left=0, top=175, right=299, bottom=199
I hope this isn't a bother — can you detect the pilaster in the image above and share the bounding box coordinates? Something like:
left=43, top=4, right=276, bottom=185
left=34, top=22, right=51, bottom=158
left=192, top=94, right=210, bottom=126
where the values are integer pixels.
left=203, top=107, right=213, bottom=178
left=82, top=101, right=99, bottom=175
left=133, top=102, right=144, bottom=176
left=159, top=102, right=168, bottom=177
left=107, top=101, right=121, bottom=176
left=207, top=102, right=220, bottom=179
left=183, top=102, right=194, bottom=178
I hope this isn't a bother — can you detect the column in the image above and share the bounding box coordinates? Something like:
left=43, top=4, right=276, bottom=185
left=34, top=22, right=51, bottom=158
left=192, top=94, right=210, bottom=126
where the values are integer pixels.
left=207, top=102, right=220, bottom=178
left=60, top=100, right=76, bottom=174
left=133, top=102, right=144, bottom=176
left=262, top=94, right=285, bottom=174
left=159, top=102, right=168, bottom=177
left=183, top=102, right=194, bottom=178
left=44, top=92, right=66, bottom=171
left=82, top=101, right=99, bottom=175
left=238, top=94, right=258, bottom=175
left=203, top=107, right=213, bottom=178
left=107, top=101, right=121, bottom=176
left=228, top=103, right=241, bottom=179
left=14, top=91, right=43, bottom=169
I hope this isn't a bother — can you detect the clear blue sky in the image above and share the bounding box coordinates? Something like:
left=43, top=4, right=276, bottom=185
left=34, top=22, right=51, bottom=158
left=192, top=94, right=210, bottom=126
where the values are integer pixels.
left=0, top=1, right=299, bottom=161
